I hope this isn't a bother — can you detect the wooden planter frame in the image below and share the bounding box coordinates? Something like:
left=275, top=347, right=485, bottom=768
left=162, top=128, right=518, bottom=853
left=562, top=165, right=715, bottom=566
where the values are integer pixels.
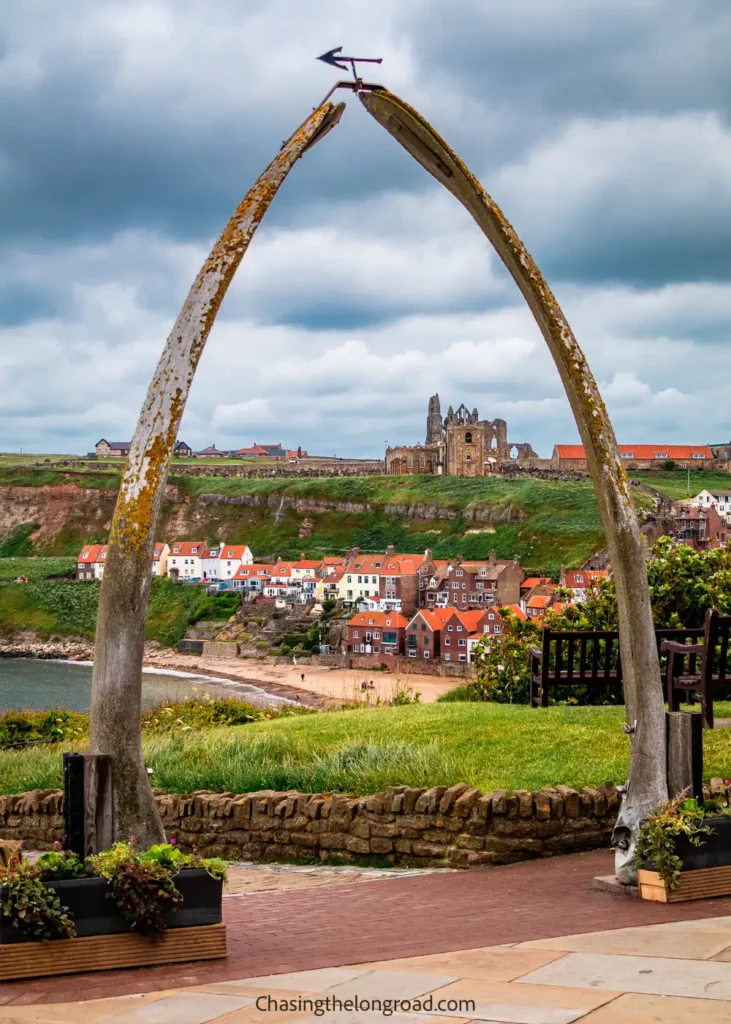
left=0, top=868, right=226, bottom=981
left=638, top=816, right=731, bottom=903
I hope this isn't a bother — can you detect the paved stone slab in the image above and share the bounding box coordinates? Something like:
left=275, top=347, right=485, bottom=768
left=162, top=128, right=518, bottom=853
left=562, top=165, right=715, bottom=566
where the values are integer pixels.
left=519, top=919, right=731, bottom=960
left=220, top=967, right=369, bottom=992
left=105, top=992, right=255, bottom=1023
left=420, top=979, right=619, bottom=1024
left=356, top=948, right=566, bottom=981
left=324, top=970, right=457, bottom=1001
left=517, top=951, right=731, bottom=1000
left=578, top=992, right=731, bottom=1023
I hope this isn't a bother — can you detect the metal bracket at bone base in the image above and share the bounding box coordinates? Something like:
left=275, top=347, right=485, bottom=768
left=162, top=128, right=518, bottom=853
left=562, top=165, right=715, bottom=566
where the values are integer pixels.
left=314, top=78, right=384, bottom=111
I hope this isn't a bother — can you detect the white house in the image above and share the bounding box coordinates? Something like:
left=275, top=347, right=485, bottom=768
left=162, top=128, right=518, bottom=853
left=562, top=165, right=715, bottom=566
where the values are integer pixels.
left=167, top=540, right=205, bottom=579
left=231, top=564, right=273, bottom=593
left=687, top=489, right=731, bottom=525
left=151, top=542, right=170, bottom=577
left=218, top=544, right=253, bottom=580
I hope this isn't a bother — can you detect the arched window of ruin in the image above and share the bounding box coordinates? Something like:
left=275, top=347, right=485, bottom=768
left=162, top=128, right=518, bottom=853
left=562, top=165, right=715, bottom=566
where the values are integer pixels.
left=464, top=431, right=472, bottom=444
left=510, top=445, right=519, bottom=459
left=491, top=436, right=498, bottom=450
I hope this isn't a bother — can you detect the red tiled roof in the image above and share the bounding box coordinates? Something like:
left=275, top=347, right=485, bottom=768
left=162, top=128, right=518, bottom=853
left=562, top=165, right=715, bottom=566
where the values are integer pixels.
left=169, top=540, right=205, bottom=557
left=78, top=544, right=103, bottom=564
left=220, top=545, right=250, bottom=560
left=500, top=604, right=528, bottom=621
left=347, top=611, right=409, bottom=628
left=527, top=595, right=551, bottom=609
left=564, top=569, right=609, bottom=588
left=521, top=576, right=551, bottom=590
left=152, top=542, right=167, bottom=561
left=232, top=564, right=275, bottom=579
left=408, top=609, right=444, bottom=631
left=556, top=444, right=714, bottom=460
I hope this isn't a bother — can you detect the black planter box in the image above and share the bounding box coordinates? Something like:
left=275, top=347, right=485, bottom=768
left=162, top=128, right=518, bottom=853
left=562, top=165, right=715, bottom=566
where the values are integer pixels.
left=0, top=868, right=222, bottom=945
left=645, top=816, right=731, bottom=873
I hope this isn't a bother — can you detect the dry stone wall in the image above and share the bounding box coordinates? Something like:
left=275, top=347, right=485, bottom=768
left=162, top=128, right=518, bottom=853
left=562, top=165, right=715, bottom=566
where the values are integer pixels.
left=1, top=782, right=626, bottom=868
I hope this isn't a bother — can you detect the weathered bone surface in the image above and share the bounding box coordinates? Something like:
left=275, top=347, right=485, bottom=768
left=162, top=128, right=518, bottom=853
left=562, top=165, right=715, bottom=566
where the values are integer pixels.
left=359, top=88, right=667, bottom=881
left=89, top=100, right=345, bottom=848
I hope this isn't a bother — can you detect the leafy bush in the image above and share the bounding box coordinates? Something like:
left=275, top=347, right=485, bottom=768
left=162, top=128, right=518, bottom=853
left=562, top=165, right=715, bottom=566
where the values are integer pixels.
left=322, top=599, right=337, bottom=613
left=0, top=709, right=87, bottom=750
left=0, top=859, right=76, bottom=942
left=141, top=695, right=311, bottom=734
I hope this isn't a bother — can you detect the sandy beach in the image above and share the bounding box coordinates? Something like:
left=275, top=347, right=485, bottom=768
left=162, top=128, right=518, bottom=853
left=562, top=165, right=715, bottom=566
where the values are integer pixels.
left=143, top=651, right=463, bottom=706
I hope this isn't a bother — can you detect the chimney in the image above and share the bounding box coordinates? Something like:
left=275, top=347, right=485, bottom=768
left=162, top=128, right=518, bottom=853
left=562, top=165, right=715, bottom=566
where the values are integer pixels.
left=454, top=555, right=463, bottom=567
left=424, top=548, right=433, bottom=562
left=559, top=564, right=566, bottom=587
left=297, top=446, right=302, bottom=457
left=300, top=551, right=305, bottom=560
left=386, top=544, right=395, bottom=557
left=488, top=550, right=496, bottom=566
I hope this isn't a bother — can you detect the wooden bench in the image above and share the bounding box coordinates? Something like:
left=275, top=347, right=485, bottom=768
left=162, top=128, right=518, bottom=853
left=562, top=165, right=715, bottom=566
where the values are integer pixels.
left=529, top=627, right=704, bottom=709
left=661, top=609, right=731, bottom=729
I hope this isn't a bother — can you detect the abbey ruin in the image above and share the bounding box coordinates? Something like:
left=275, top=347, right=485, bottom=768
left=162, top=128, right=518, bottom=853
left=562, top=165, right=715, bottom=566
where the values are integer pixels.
left=385, top=395, right=539, bottom=476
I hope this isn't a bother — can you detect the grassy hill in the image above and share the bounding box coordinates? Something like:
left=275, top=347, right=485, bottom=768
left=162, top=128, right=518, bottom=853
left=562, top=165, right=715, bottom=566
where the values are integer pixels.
left=628, top=469, right=731, bottom=500
left=0, top=464, right=664, bottom=576
left=0, top=576, right=228, bottom=645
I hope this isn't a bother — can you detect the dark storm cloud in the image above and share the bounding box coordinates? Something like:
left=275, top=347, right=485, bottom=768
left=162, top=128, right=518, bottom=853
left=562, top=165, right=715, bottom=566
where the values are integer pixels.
left=1, top=0, right=731, bottom=455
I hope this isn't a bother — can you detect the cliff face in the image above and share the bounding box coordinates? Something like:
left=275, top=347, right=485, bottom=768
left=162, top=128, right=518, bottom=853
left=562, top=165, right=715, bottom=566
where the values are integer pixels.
left=0, top=479, right=605, bottom=573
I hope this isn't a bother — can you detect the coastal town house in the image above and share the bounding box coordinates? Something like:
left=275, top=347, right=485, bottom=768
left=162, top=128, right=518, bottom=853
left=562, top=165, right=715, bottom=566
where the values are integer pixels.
left=425, top=553, right=524, bottom=611
left=672, top=506, right=727, bottom=550
left=167, top=541, right=206, bottom=580
left=687, top=489, right=731, bottom=526
left=78, top=542, right=168, bottom=580
left=344, top=611, right=409, bottom=657
left=558, top=567, right=610, bottom=603
left=94, top=439, right=131, bottom=458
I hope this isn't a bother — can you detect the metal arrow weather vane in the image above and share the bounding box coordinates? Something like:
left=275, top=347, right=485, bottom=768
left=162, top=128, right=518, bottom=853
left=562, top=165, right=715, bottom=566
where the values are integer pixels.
left=317, top=46, right=383, bottom=77
left=315, top=46, right=384, bottom=107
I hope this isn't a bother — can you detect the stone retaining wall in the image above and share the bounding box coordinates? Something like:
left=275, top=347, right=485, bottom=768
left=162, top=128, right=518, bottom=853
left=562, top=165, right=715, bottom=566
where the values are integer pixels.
left=0, top=782, right=623, bottom=868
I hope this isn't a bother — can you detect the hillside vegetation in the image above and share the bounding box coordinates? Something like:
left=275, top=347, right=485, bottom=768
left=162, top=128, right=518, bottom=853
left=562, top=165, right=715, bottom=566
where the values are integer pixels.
left=0, top=465, right=665, bottom=574
left=0, top=576, right=235, bottom=645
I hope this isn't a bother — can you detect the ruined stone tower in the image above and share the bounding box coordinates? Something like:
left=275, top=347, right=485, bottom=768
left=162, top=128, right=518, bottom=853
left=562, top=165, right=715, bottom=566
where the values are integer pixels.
left=426, top=394, right=443, bottom=445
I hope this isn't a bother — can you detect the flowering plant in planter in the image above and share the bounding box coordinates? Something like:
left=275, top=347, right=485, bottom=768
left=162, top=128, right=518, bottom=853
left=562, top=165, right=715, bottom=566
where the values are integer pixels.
left=1, top=841, right=227, bottom=942
left=635, top=795, right=725, bottom=890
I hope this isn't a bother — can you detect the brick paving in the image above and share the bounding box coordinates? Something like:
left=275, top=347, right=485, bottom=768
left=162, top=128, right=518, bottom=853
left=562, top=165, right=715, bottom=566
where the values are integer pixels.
left=3, top=849, right=731, bottom=1007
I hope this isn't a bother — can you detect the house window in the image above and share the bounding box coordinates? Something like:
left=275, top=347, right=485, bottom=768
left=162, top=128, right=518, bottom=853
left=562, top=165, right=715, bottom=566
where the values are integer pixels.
left=621, top=453, right=634, bottom=459
left=459, top=654, right=467, bottom=662
left=494, top=625, right=501, bottom=634
left=456, top=569, right=463, bottom=577
left=368, top=618, right=374, bottom=624
left=444, top=638, right=450, bottom=645
left=448, top=625, right=453, bottom=631
left=358, top=576, right=362, bottom=583
left=383, top=631, right=396, bottom=644
left=654, top=453, right=668, bottom=459
left=488, top=613, right=495, bottom=620
left=476, top=582, right=484, bottom=589
left=480, top=567, right=486, bottom=575
left=459, top=639, right=466, bottom=647
left=423, top=651, right=429, bottom=658
left=373, top=631, right=380, bottom=639
left=430, top=578, right=437, bottom=587
left=457, top=625, right=463, bottom=632
left=692, top=453, right=706, bottom=460
left=483, top=625, right=489, bottom=633
left=575, top=574, right=583, bottom=583
left=347, top=576, right=352, bottom=583
left=444, top=653, right=451, bottom=661
left=452, top=582, right=459, bottom=589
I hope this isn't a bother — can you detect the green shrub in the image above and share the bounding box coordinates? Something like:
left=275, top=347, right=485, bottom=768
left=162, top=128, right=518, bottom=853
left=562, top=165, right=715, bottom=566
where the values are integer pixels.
left=0, top=523, right=40, bottom=558
left=0, top=709, right=87, bottom=750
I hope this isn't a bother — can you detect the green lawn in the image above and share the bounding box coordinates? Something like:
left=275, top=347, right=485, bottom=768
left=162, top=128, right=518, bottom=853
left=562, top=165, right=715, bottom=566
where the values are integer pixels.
left=629, top=470, right=731, bottom=500
left=2, top=703, right=730, bottom=797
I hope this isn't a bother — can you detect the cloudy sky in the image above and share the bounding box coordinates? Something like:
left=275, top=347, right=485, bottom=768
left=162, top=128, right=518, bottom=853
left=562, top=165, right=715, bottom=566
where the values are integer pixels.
left=1, top=0, right=730, bottom=458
